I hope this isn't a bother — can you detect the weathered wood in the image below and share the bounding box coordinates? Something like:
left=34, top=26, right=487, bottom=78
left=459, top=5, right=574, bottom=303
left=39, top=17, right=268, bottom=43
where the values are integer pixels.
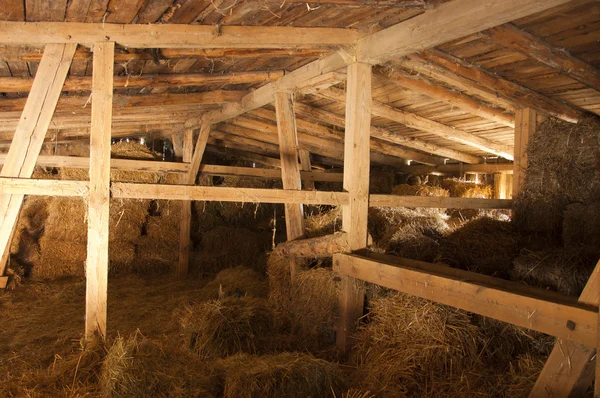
left=177, top=129, right=194, bottom=279
left=513, top=108, right=536, bottom=197
left=0, top=43, right=76, bottom=279
left=333, top=253, right=598, bottom=347
left=487, top=23, right=600, bottom=92
left=299, top=149, right=315, bottom=191
left=0, top=22, right=360, bottom=48
left=493, top=173, right=508, bottom=200
left=265, top=0, right=433, bottom=7
left=187, top=124, right=211, bottom=185
left=419, top=50, right=582, bottom=123
left=275, top=232, right=349, bottom=258
left=370, top=195, right=512, bottom=209
left=0, top=177, right=88, bottom=196
left=530, top=259, right=600, bottom=398
left=85, top=41, right=114, bottom=341
left=399, top=163, right=513, bottom=175
left=0, top=276, right=7, bottom=288
left=376, top=67, right=515, bottom=127
left=0, top=71, right=285, bottom=93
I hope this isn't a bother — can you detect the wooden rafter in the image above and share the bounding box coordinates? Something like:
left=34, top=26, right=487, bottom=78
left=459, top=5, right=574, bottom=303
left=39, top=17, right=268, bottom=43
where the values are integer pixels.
left=486, top=23, right=600, bottom=92
left=187, top=124, right=211, bottom=185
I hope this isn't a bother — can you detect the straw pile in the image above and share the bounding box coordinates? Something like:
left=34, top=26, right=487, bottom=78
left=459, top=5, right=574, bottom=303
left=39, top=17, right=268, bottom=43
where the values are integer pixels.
left=350, top=292, right=481, bottom=397
left=562, top=202, right=600, bottom=253
left=511, top=248, right=598, bottom=296
left=216, top=352, right=347, bottom=398
left=441, top=178, right=492, bottom=198
left=304, top=206, right=342, bottom=238
left=436, top=218, right=518, bottom=278
left=391, top=184, right=449, bottom=197
left=198, top=266, right=268, bottom=301
left=179, top=296, right=275, bottom=359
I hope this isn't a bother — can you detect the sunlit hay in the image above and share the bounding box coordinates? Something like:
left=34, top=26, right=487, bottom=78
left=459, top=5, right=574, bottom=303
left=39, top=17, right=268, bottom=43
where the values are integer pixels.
left=350, top=293, right=480, bottom=398
left=436, top=217, right=518, bottom=278
left=341, top=389, right=376, bottom=398
left=111, top=141, right=161, bottom=160
left=441, top=178, right=493, bottom=198
left=217, top=352, right=347, bottom=398
left=383, top=222, right=442, bottom=262
left=510, top=248, right=598, bottom=296
left=368, top=206, right=449, bottom=244
left=108, top=241, right=136, bottom=274
left=199, top=227, right=263, bottom=271
left=43, top=197, right=88, bottom=243
left=288, top=267, right=340, bottom=351
left=512, top=192, right=568, bottom=238
left=199, top=266, right=268, bottom=301
left=100, top=333, right=219, bottom=398
left=180, top=296, right=275, bottom=359
left=304, top=206, right=342, bottom=238
left=391, top=184, right=450, bottom=197
left=369, top=166, right=396, bottom=194
left=563, top=202, right=600, bottom=252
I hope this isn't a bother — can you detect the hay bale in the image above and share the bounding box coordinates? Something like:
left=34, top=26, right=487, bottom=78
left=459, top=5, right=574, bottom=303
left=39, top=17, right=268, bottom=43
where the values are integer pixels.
left=111, top=141, right=161, bottom=160
left=563, top=202, right=600, bottom=251
left=101, top=333, right=219, bottom=398
left=199, top=266, right=268, bottom=301
left=304, top=207, right=342, bottom=238
left=217, top=352, right=347, bottom=398
left=194, top=201, right=224, bottom=232
left=109, top=241, right=136, bottom=273
left=134, top=236, right=178, bottom=274
left=267, top=252, right=292, bottom=312
left=441, top=178, right=492, bottom=198
left=218, top=175, right=274, bottom=227
left=43, top=197, right=88, bottom=242
left=179, top=296, right=275, bottom=359
left=391, top=184, right=449, bottom=197
left=369, top=166, right=395, bottom=194
left=351, top=293, right=480, bottom=397
left=512, top=192, right=568, bottom=237
left=368, top=206, right=449, bottom=244
left=436, top=218, right=518, bottom=278
left=383, top=223, right=442, bottom=262
left=199, top=226, right=264, bottom=271
left=510, top=248, right=597, bottom=296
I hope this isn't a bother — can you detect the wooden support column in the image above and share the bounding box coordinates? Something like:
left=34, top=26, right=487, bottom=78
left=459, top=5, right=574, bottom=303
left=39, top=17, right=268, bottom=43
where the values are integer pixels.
left=187, top=124, right=211, bottom=185
left=299, top=149, right=315, bottom=191
left=336, top=62, right=372, bottom=353
left=85, top=41, right=114, bottom=341
left=493, top=173, right=507, bottom=199
left=513, top=108, right=536, bottom=197
left=274, top=91, right=305, bottom=280
left=177, top=129, right=193, bottom=279
left=0, top=43, right=76, bottom=279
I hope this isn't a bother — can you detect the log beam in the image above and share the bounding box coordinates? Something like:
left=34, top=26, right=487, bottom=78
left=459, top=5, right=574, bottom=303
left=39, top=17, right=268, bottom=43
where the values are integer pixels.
left=370, top=195, right=512, bottom=209
left=274, top=232, right=349, bottom=258
left=513, top=108, right=536, bottom=197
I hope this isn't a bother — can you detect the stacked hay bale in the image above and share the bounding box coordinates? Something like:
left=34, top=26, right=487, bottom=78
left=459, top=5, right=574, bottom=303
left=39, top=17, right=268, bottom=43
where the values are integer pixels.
left=391, top=183, right=449, bottom=197
left=441, top=178, right=493, bottom=198
left=369, top=166, right=396, bottom=194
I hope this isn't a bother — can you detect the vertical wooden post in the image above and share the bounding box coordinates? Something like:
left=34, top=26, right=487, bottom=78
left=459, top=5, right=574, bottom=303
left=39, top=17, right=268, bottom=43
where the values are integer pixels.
left=85, top=41, right=114, bottom=341
left=177, top=129, right=194, bottom=279
left=513, top=108, right=536, bottom=197
left=187, top=124, right=211, bottom=185
left=299, top=149, right=315, bottom=191
left=336, top=62, right=372, bottom=353
left=0, top=43, right=76, bottom=279
left=274, top=91, right=305, bottom=280
left=493, top=173, right=507, bottom=199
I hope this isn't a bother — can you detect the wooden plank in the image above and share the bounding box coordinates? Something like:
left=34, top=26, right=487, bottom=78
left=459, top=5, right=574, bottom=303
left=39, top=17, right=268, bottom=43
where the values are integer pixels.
left=376, top=67, right=515, bottom=127
left=299, top=149, right=315, bottom=191
left=0, top=22, right=360, bottom=48
left=111, top=183, right=349, bottom=206
left=0, top=276, right=7, bottom=289
left=85, top=41, right=114, bottom=341
left=177, top=128, right=193, bottom=279
left=0, top=0, right=25, bottom=21
left=336, top=63, right=372, bottom=353
left=199, top=164, right=344, bottom=182
left=530, top=259, right=600, bottom=398
left=187, top=124, right=211, bottom=185
left=333, top=253, right=598, bottom=348
left=0, top=71, right=285, bottom=93
left=487, top=23, right=600, bottom=92
left=399, top=163, right=513, bottom=175
left=0, top=43, right=76, bottom=278
left=369, top=195, right=512, bottom=209
left=513, top=108, right=536, bottom=197
left=0, top=177, right=88, bottom=196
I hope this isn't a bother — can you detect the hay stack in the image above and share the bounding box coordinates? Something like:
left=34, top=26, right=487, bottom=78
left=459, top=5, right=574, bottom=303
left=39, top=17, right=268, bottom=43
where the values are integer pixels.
left=511, top=248, right=597, bottom=296
left=369, top=166, right=395, bottom=194
left=562, top=202, right=600, bottom=252
left=436, top=218, right=518, bottom=278
left=199, top=266, right=268, bottom=301
left=179, top=296, right=275, bottom=359
left=218, top=175, right=274, bottom=227
left=368, top=206, right=448, bottom=243
left=217, top=352, right=347, bottom=398
left=391, top=184, right=449, bottom=197
left=441, top=178, right=492, bottom=198
left=111, top=141, right=161, bottom=160
left=350, top=292, right=480, bottom=397
left=304, top=207, right=342, bottom=238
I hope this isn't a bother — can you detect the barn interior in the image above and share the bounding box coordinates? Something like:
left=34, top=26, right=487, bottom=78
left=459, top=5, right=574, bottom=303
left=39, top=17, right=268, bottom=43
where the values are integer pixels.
left=0, top=0, right=599, bottom=397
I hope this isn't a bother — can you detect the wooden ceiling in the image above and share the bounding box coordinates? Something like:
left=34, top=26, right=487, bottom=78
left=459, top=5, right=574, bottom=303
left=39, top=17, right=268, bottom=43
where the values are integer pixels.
left=0, top=0, right=598, bottom=167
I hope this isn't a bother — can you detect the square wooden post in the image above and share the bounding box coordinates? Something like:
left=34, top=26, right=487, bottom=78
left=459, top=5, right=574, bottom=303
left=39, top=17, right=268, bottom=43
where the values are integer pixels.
left=513, top=108, right=537, bottom=197
left=177, top=129, right=194, bottom=279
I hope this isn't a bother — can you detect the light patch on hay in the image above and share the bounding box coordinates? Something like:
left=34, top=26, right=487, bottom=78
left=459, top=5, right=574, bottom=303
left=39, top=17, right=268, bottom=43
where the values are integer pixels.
left=199, top=266, right=268, bottom=301
left=179, top=296, right=275, bottom=359
left=304, top=207, right=342, bottom=238
left=217, top=352, right=347, bottom=398
left=391, top=184, right=449, bottom=197
left=111, top=141, right=160, bottom=160
left=441, top=178, right=492, bottom=198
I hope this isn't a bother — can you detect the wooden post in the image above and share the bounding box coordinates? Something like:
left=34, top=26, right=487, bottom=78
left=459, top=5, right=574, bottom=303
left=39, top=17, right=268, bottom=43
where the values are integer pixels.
left=0, top=43, right=76, bottom=279
left=336, top=62, right=372, bottom=353
left=85, top=41, right=114, bottom=341
left=493, top=173, right=507, bottom=199
left=274, top=91, right=305, bottom=280
left=299, top=149, right=315, bottom=191
left=177, top=129, right=193, bottom=279
left=513, top=108, right=536, bottom=197
left=187, top=124, right=211, bottom=185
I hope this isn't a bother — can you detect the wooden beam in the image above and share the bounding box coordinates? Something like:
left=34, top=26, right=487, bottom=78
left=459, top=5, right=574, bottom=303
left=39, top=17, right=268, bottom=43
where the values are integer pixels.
left=177, top=129, right=193, bottom=279
left=299, top=149, right=315, bottom=191
left=0, top=22, right=360, bottom=48
left=486, top=23, right=600, bottom=92
left=333, top=253, right=598, bottom=348
left=275, top=232, right=349, bottom=258
left=0, top=71, right=286, bottom=93
left=0, top=276, right=7, bottom=289
left=85, top=41, right=114, bottom=341
left=369, top=195, right=512, bottom=209
left=312, top=89, right=506, bottom=161
left=398, top=162, right=513, bottom=175
left=419, top=50, right=582, bottom=123
left=0, top=43, right=76, bottom=279
left=265, top=0, right=433, bottom=7
left=337, top=63, right=372, bottom=354
left=493, top=173, right=508, bottom=200
left=513, top=108, right=536, bottom=197
left=0, top=90, right=246, bottom=113
left=0, top=177, right=88, bottom=196
left=198, top=164, right=343, bottom=182
left=531, top=259, right=600, bottom=398
left=187, top=124, right=211, bottom=185
left=375, top=67, right=515, bottom=127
